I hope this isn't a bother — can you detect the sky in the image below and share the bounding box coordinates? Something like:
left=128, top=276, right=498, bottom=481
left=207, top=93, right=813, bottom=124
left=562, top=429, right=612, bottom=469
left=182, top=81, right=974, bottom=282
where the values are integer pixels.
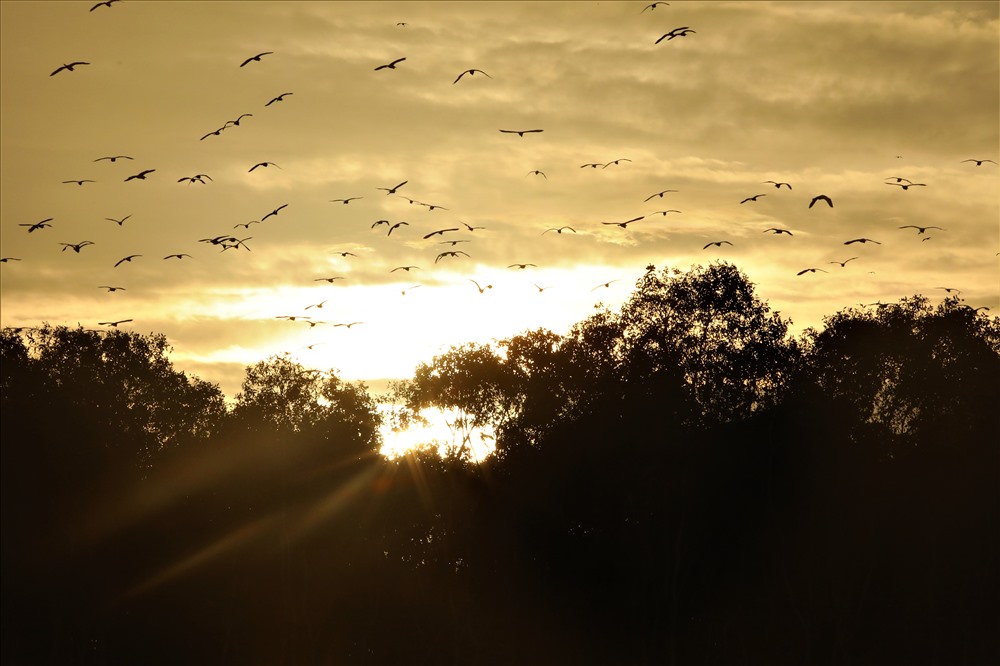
left=2, top=0, right=998, bottom=406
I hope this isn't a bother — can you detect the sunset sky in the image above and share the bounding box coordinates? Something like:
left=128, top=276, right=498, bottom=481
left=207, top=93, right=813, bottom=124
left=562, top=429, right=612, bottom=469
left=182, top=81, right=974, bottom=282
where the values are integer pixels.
left=2, top=0, right=998, bottom=402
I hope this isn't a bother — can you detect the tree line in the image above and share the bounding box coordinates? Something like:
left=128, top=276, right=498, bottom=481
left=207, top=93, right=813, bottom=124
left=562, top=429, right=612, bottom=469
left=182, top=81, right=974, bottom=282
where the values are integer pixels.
left=2, top=262, right=997, bottom=665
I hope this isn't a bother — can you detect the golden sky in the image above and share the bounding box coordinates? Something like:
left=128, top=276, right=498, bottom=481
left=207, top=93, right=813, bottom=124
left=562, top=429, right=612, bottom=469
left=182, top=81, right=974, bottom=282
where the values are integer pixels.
left=2, top=0, right=998, bottom=399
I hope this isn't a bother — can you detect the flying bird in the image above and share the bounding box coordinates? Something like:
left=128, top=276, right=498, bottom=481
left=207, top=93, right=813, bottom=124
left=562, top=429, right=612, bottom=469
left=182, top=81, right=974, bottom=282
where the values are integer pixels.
left=275, top=315, right=312, bottom=322
left=304, top=300, right=328, bottom=310
left=163, top=253, right=191, bottom=260
left=334, top=251, right=358, bottom=257
left=334, top=322, right=364, bottom=329
left=314, top=277, right=345, bottom=283
left=591, top=280, right=619, bottom=291
left=602, top=216, right=644, bottom=229
left=391, top=266, right=421, bottom=273
left=249, top=161, right=280, bottom=172
left=439, top=239, right=470, bottom=246
left=178, top=174, right=212, bottom=184
left=262, top=204, right=288, bottom=220
left=763, top=228, right=793, bottom=235
left=371, top=220, right=390, bottom=229
left=461, top=222, right=485, bottom=231
left=603, top=158, right=632, bottom=167
left=961, top=159, right=997, bottom=166
left=401, top=285, right=422, bottom=295
left=527, top=170, right=547, bottom=178
left=453, top=69, right=492, bottom=83
left=105, top=215, right=131, bottom=226
left=435, top=251, right=470, bottom=263
left=98, top=319, right=133, bottom=327
left=423, top=228, right=460, bottom=239
left=469, top=279, right=492, bottom=294
left=580, top=163, right=603, bottom=169
left=829, top=257, right=858, bottom=267
left=98, top=286, right=125, bottom=292
left=651, top=210, right=682, bottom=216
left=94, top=155, right=132, bottom=162
left=763, top=181, right=792, bottom=189
left=655, top=27, right=695, bottom=43
left=844, top=238, right=881, bottom=245
left=89, top=0, right=120, bottom=10
left=936, top=287, right=962, bottom=294
left=330, top=197, right=363, bottom=204
left=543, top=226, right=576, bottom=234
left=20, top=218, right=53, bottom=232
left=200, top=127, right=226, bottom=140
left=899, top=225, right=944, bottom=234
left=809, top=195, right=833, bottom=208
left=60, top=241, right=95, bottom=253
left=796, top=268, right=828, bottom=276
left=240, top=52, right=273, bottom=67
left=387, top=221, right=409, bottom=236
left=532, top=284, right=552, bottom=293
left=374, top=57, right=406, bottom=71
left=113, top=254, right=141, bottom=266
left=641, top=2, right=670, bottom=11
left=50, top=62, right=89, bottom=76
left=227, top=113, right=253, bottom=126
left=125, top=169, right=155, bottom=181
left=703, top=241, right=733, bottom=249
left=644, top=189, right=678, bottom=202
left=499, top=129, right=544, bottom=137
left=377, top=180, right=408, bottom=194
left=886, top=182, right=926, bottom=190
left=884, top=176, right=912, bottom=183
left=507, top=263, right=537, bottom=269
left=265, top=92, right=293, bottom=106
left=63, top=179, right=95, bottom=186
left=740, top=194, right=766, bottom=203
left=1, top=257, right=22, bottom=262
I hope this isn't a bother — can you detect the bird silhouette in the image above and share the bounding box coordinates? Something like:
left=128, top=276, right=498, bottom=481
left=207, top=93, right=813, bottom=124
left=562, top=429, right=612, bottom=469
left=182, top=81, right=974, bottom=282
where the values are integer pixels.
left=249, top=161, right=280, bottom=172
left=453, top=69, right=492, bottom=83
left=94, top=155, right=132, bottom=162
left=125, top=169, right=155, bottom=181
left=314, top=277, right=345, bottom=283
left=602, top=216, right=644, bottom=229
left=884, top=176, right=912, bottom=183
left=179, top=174, right=212, bottom=184
left=200, top=127, right=226, bottom=140
left=391, top=266, right=421, bottom=272
left=763, top=180, right=792, bottom=189
left=527, top=170, right=547, bottom=178
left=763, top=228, right=793, bottom=235
left=98, top=319, right=132, bottom=327
left=499, top=129, right=544, bottom=137
left=334, top=322, right=364, bottom=329
left=644, top=189, right=678, bottom=202
left=423, top=228, right=460, bottom=239
left=844, top=238, right=881, bottom=245
left=0, top=257, right=22, bottom=262
left=797, top=268, right=828, bottom=275
left=421, top=202, right=449, bottom=211
left=240, top=52, right=273, bottom=67
left=20, top=219, right=54, bottom=232
left=936, top=287, right=962, bottom=294
left=961, top=159, right=997, bottom=166
left=98, top=285, right=125, bottom=292
left=226, top=113, right=253, bottom=127
left=543, top=226, right=576, bottom=234
left=641, top=1, right=669, bottom=11
left=276, top=315, right=312, bottom=322
left=461, top=222, right=485, bottom=231
left=377, top=180, right=408, bottom=194
left=262, top=204, right=288, bottom=220
left=114, top=254, right=141, bottom=266
left=90, top=0, right=120, bottom=10
left=651, top=210, right=682, bottom=216
left=703, top=241, right=733, bottom=249
left=371, top=220, right=390, bottom=229
left=532, top=283, right=553, bottom=293
left=439, top=240, right=471, bottom=246
left=63, top=180, right=95, bottom=186
left=469, top=279, right=492, bottom=293
left=265, top=92, right=293, bottom=106
left=374, top=57, right=406, bottom=71
left=387, top=221, right=409, bottom=236
left=602, top=158, right=632, bottom=167
left=580, top=163, right=603, bottom=169
left=809, top=194, right=833, bottom=208
left=163, top=253, right=192, bottom=260
left=507, top=263, right=536, bottom=269
left=304, top=300, right=328, bottom=310
left=61, top=241, right=95, bottom=253
left=829, top=257, right=858, bottom=267
left=105, top=215, right=131, bottom=226
left=51, top=62, right=89, bottom=76
left=334, top=251, right=358, bottom=257
left=899, top=225, right=943, bottom=234
left=591, top=279, right=619, bottom=291
left=330, top=197, right=363, bottom=204
left=740, top=194, right=766, bottom=203
left=655, top=27, right=695, bottom=43
left=887, top=182, right=926, bottom=190
left=435, top=251, right=470, bottom=263
left=401, top=285, right=422, bottom=295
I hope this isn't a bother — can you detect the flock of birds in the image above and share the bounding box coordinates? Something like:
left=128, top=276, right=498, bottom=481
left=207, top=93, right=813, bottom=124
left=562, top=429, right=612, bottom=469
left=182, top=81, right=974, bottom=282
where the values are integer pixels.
left=2, top=0, right=997, bottom=345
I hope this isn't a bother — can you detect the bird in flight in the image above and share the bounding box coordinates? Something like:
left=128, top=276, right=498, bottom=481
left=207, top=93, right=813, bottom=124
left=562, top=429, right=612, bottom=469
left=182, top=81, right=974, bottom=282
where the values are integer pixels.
left=401, top=285, right=422, bottom=296
left=796, top=268, right=828, bottom=276
left=453, top=69, right=492, bottom=84
left=314, top=277, right=345, bottom=283
left=603, top=158, right=632, bottom=167
left=899, top=225, right=943, bottom=234
left=179, top=174, right=212, bottom=184
left=499, top=129, right=544, bottom=137
left=886, top=182, right=926, bottom=190
left=532, top=283, right=553, bottom=293
left=377, top=180, right=408, bottom=194
left=936, top=287, right=962, bottom=294
left=884, top=176, right=912, bottom=183
left=655, top=27, right=695, bottom=43
left=844, top=238, right=881, bottom=245
left=51, top=62, right=90, bottom=76
left=641, top=2, right=670, bottom=11
left=90, top=0, right=120, bottom=10
left=200, top=127, right=226, bottom=141
left=374, top=57, right=406, bottom=71
left=469, top=279, right=493, bottom=294
left=961, top=159, right=997, bottom=166
left=439, top=239, right=470, bottom=246
left=651, top=210, right=682, bottom=216
left=809, top=194, right=833, bottom=208
left=391, top=266, right=421, bottom=273
left=387, top=221, right=409, bottom=236
left=334, top=251, right=358, bottom=258
left=543, top=226, right=576, bottom=234
left=95, top=155, right=132, bottom=163
left=527, top=170, right=547, bottom=178
left=435, top=251, right=470, bottom=263
left=304, top=300, right=328, bottom=310
left=114, top=254, right=141, bottom=266
left=591, top=279, right=619, bottom=291
left=240, top=52, right=273, bottom=67
left=125, top=169, right=155, bottom=181
left=740, top=194, right=766, bottom=204
left=330, top=197, right=363, bottom=204
left=763, top=180, right=792, bottom=189
left=226, top=113, right=253, bottom=127
left=371, top=220, right=390, bottom=229
left=829, top=257, right=858, bottom=267
left=1, top=257, right=22, bottom=262
left=20, top=219, right=53, bottom=232
left=265, top=92, right=293, bottom=106
left=334, top=322, right=364, bottom=329
left=98, top=285, right=125, bottom=292
left=61, top=241, right=95, bottom=253
left=580, top=163, right=603, bottom=169
left=249, top=162, right=280, bottom=172
left=105, top=215, right=131, bottom=226
left=508, top=263, right=537, bottom=269
left=461, top=222, right=485, bottom=232
left=262, top=204, right=288, bottom=220
left=703, top=241, right=733, bottom=249
left=163, top=253, right=192, bottom=260
left=63, top=179, right=95, bottom=186
left=98, top=319, right=133, bottom=327
left=763, top=228, right=793, bottom=235
left=276, top=315, right=312, bottom=322
left=602, top=216, right=644, bottom=229
left=644, top=189, right=678, bottom=202
left=424, top=228, right=460, bottom=239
